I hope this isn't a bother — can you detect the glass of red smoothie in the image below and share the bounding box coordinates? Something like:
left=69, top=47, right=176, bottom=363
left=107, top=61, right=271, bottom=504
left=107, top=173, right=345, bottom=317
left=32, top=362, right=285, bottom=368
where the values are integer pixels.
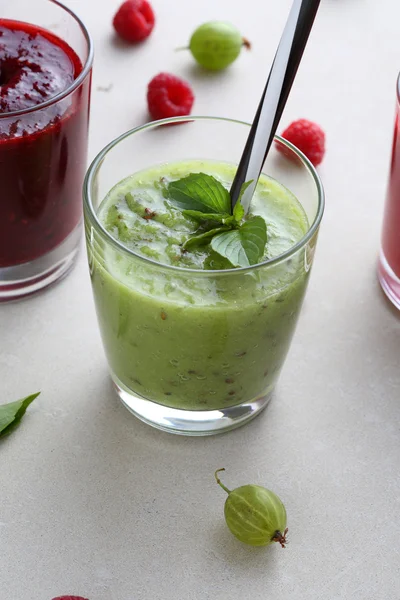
left=379, top=74, right=400, bottom=309
left=0, top=0, right=93, bottom=301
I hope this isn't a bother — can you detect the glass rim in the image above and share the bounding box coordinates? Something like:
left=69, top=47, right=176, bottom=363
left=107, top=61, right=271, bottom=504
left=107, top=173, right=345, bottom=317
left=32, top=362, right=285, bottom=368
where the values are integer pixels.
left=0, top=0, right=94, bottom=119
left=83, top=115, right=325, bottom=275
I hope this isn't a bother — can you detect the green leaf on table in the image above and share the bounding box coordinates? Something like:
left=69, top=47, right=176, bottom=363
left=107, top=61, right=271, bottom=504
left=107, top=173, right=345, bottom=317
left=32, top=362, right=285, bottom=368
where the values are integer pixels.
left=182, top=210, right=234, bottom=226
left=211, top=216, right=267, bottom=267
left=168, top=173, right=231, bottom=214
left=0, top=393, right=40, bottom=438
left=182, top=226, right=231, bottom=250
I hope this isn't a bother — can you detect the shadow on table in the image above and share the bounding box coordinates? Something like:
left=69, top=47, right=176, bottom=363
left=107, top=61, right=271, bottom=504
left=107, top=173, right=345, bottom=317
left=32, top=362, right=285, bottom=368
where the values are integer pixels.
left=209, top=520, right=281, bottom=574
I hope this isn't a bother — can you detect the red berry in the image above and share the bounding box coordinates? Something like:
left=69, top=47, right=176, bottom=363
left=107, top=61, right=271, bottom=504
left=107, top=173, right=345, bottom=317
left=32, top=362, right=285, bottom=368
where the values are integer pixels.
left=113, top=0, right=155, bottom=43
left=147, top=73, right=195, bottom=121
left=278, top=119, right=325, bottom=166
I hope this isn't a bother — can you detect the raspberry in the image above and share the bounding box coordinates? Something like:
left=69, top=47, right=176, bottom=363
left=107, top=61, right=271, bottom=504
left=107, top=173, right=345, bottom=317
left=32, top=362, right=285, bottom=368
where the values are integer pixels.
left=278, top=119, right=325, bottom=166
left=147, top=73, right=195, bottom=121
left=113, top=0, right=155, bottom=43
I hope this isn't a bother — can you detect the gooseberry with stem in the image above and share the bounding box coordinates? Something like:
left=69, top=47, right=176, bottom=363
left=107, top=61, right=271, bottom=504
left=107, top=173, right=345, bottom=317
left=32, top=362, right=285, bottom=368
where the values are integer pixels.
left=180, top=22, right=251, bottom=71
left=215, top=468, right=288, bottom=547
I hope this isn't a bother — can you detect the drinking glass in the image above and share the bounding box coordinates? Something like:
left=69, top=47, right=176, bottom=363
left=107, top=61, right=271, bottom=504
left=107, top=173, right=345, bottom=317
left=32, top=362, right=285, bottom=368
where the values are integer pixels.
left=379, top=74, right=400, bottom=309
left=0, top=0, right=93, bottom=301
left=84, top=117, right=324, bottom=436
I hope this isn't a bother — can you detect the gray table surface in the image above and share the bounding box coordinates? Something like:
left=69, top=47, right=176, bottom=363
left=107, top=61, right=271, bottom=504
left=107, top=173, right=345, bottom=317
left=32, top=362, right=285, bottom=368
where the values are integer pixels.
left=2, top=0, right=400, bottom=598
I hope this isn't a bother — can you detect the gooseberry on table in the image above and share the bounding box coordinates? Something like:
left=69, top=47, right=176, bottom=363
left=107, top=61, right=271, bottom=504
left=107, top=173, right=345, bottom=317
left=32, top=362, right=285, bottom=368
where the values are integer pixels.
left=215, top=468, right=288, bottom=547
left=183, top=22, right=251, bottom=71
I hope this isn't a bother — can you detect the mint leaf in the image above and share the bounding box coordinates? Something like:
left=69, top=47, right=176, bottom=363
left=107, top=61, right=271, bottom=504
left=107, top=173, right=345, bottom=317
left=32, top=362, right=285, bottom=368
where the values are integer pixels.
left=211, top=216, right=267, bottom=267
left=233, top=202, right=244, bottom=223
left=182, top=226, right=231, bottom=250
left=182, top=210, right=234, bottom=226
left=232, top=180, right=253, bottom=223
left=0, top=393, right=40, bottom=438
left=168, top=173, right=231, bottom=214
left=238, top=179, right=254, bottom=205
left=204, top=251, right=233, bottom=270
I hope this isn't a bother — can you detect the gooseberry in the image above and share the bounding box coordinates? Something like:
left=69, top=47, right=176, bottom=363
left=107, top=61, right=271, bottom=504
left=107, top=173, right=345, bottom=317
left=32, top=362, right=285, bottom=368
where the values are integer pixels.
left=187, top=22, right=250, bottom=71
left=215, top=468, right=288, bottom=547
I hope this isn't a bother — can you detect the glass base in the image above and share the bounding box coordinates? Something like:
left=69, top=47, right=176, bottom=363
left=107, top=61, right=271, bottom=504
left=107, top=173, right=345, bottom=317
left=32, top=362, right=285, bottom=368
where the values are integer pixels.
left=112, top=373, right=273, bottom=436
left=0, top=222, right=81, bottom=302
left=378, top=249, right=400, bottom=310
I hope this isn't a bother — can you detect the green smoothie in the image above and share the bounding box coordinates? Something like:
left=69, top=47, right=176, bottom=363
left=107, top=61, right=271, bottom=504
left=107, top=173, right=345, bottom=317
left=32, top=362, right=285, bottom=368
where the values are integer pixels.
left=90, top=160, right=309, bottom=411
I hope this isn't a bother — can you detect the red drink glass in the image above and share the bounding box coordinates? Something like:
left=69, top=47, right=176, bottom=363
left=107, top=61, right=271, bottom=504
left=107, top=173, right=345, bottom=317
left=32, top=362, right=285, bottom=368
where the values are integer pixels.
left=379, top=75, right=400, bottom=309
left=0, top=0, right=93, bottom=301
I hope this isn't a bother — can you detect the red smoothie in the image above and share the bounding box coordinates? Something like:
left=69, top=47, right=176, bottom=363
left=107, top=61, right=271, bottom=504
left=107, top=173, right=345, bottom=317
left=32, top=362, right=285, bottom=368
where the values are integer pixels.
left=0, top=19, right=91, bottom=267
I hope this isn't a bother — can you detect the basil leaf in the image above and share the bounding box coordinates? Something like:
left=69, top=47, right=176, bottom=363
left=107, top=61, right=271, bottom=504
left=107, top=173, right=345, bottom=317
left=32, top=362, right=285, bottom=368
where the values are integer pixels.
left=0, top=393, right=40, bottom=438
left=211, top=216, right=267, bottom=267
left=182, top=226, right=231, bottom=251
left=182, top=210, right=234, bottom=225
left=168, top=173, right=231, bottom=214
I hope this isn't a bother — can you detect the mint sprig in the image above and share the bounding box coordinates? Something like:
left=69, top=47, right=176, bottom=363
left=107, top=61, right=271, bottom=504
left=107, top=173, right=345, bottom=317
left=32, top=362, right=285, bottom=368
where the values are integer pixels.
left=0, top=392, right=40, bottom=438
left=167, top=173, right=267, bottom=267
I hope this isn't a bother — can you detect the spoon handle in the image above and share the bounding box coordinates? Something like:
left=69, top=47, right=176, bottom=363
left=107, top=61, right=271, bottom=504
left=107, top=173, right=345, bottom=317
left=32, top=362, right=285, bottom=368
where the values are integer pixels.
left=230, top=0, right=321, bottom=212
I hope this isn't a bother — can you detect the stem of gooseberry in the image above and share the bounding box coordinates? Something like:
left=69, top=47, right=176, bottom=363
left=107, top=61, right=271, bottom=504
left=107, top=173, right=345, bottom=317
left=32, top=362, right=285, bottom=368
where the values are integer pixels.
left=214, top=468, right=231, bottom=494
left=271, top=527, right=289, bottom=548
left=175, top=46, right=189, bottom=51
left=242, top=38, right=252, bottom=50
